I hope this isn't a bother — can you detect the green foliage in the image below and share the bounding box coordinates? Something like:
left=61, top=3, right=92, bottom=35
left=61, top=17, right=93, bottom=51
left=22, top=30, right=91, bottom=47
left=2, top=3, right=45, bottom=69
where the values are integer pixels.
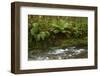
left=28, top=15, right=88, bottom=49
left=51, top=19, right=69, bottom=34
left=30, top=22, right=50, bottom=41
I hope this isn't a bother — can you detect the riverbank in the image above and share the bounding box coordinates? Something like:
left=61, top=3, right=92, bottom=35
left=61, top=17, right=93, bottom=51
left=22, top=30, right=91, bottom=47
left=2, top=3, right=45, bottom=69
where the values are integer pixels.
left=28, top=38, right=88, bottom=60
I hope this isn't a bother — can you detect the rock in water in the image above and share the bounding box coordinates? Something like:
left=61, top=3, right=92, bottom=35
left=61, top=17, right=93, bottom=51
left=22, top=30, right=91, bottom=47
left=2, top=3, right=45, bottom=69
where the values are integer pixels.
left=75, top=49, right=85, bottom=54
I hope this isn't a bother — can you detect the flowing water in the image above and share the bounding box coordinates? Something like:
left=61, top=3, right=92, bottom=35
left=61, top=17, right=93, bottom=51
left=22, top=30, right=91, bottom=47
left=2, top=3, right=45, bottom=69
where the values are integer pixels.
left=28, top=46, right=87, bottom=60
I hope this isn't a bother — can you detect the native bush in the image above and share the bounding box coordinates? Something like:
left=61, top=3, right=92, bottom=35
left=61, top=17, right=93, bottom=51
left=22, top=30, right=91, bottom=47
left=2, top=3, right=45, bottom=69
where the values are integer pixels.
left=28, top=15, right=88, bottom=49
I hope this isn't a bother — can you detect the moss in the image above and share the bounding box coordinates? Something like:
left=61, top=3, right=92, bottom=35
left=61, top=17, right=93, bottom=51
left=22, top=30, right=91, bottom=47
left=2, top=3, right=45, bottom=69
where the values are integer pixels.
left=59, top=38, right=87, bottom=49
left=73, top=51, right=88, bottom=58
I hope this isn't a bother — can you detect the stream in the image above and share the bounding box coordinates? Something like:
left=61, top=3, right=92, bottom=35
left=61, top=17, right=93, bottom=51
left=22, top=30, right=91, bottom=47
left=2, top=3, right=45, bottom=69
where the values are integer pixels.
left=28, top=46, right=87, bottom=60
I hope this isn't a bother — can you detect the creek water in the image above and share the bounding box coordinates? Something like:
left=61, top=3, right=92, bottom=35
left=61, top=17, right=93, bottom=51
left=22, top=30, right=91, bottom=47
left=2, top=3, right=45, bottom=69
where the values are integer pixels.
left=28, top=46, right=87, bottom=60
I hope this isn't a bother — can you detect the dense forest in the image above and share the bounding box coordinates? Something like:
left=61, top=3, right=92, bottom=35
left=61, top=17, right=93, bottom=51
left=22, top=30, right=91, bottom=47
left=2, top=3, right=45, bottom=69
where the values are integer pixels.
left=28, top=15, right=88, bottom=60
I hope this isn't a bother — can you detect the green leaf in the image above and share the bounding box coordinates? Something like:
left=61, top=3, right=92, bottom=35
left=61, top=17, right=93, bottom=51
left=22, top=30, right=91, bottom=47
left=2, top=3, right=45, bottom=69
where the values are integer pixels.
left=31, top=23, right=39, bottom=36
left=45, top=31, right=50, bottom=37
left=30, top=28, right=35, bottom=36
left=53, top=30, right=60, bottom=34
left=39, top=32, right=46, bottom=40
left=37, top=34, right=41, bottom=41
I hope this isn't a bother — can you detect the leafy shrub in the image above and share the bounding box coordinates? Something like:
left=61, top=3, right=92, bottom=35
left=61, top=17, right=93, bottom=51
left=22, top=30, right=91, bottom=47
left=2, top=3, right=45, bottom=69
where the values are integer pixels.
left=28, top=15, right=88, bottom=49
